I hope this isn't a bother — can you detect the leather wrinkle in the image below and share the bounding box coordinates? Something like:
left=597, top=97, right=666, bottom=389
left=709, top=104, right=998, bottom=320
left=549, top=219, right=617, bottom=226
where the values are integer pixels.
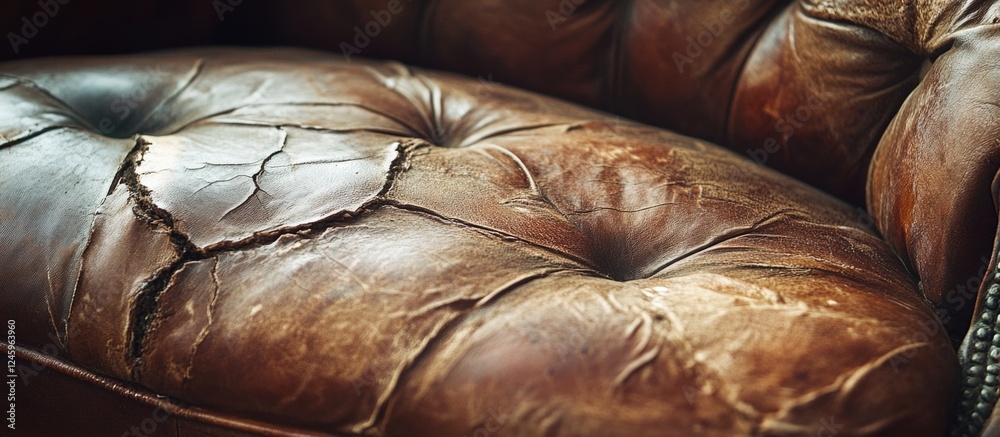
left=365, top=269, right=581, bottom=433
left=131, top=58, right=205, bottom=138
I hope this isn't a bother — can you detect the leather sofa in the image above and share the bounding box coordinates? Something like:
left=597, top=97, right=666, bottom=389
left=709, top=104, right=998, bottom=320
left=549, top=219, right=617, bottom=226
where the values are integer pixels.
left=1, top=1, right=998, bottom=436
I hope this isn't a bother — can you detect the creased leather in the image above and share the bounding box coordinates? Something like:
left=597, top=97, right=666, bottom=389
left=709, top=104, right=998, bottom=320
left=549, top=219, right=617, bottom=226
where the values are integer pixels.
left=0, top=48, right=956, bottom=436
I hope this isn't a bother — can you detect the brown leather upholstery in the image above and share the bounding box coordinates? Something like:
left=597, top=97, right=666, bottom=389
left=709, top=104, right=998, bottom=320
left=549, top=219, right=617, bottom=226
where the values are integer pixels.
left=2, top=0, right=998, bottom=334
left=0, top=48, right=957, bottom=436
left=3, top=0, right=1000, bottom=435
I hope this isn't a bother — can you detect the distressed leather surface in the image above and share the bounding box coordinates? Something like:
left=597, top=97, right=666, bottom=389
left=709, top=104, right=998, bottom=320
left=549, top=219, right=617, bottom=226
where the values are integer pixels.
left=2, top=0, right=999, bottom=340
left=0, top=48, right=957, bottom=436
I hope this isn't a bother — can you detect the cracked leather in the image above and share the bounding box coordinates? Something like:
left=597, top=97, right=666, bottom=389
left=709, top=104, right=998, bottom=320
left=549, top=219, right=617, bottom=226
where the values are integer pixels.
left=0, top=48, right=958, bottom=436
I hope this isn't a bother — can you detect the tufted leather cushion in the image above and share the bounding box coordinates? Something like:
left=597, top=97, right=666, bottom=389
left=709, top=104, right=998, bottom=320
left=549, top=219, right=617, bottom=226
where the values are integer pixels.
left=4, top=1, right=999, bottom=338
left=0, top=48, right=958, bottom=436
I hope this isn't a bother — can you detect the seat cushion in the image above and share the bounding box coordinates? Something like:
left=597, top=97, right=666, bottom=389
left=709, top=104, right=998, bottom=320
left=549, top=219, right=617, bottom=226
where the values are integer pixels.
left=0, top=48, right=956, bottom=436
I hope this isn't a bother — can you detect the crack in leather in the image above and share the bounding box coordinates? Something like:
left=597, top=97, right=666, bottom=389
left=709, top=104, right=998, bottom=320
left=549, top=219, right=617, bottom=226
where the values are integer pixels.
left=119, top=138, right=203, bottom=377
left=218, top=127, right=289, bottom=221
left=0, top=124, right=69, bottom=151
left=210, top=120, right=414, bottom=138
left=121, top=137, right=433, bottom=382
left=180, top=257, right=222, bottom=387
left=116, top=135, right=417, bottom=371
left=156, top=101, right=421, bottom=139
